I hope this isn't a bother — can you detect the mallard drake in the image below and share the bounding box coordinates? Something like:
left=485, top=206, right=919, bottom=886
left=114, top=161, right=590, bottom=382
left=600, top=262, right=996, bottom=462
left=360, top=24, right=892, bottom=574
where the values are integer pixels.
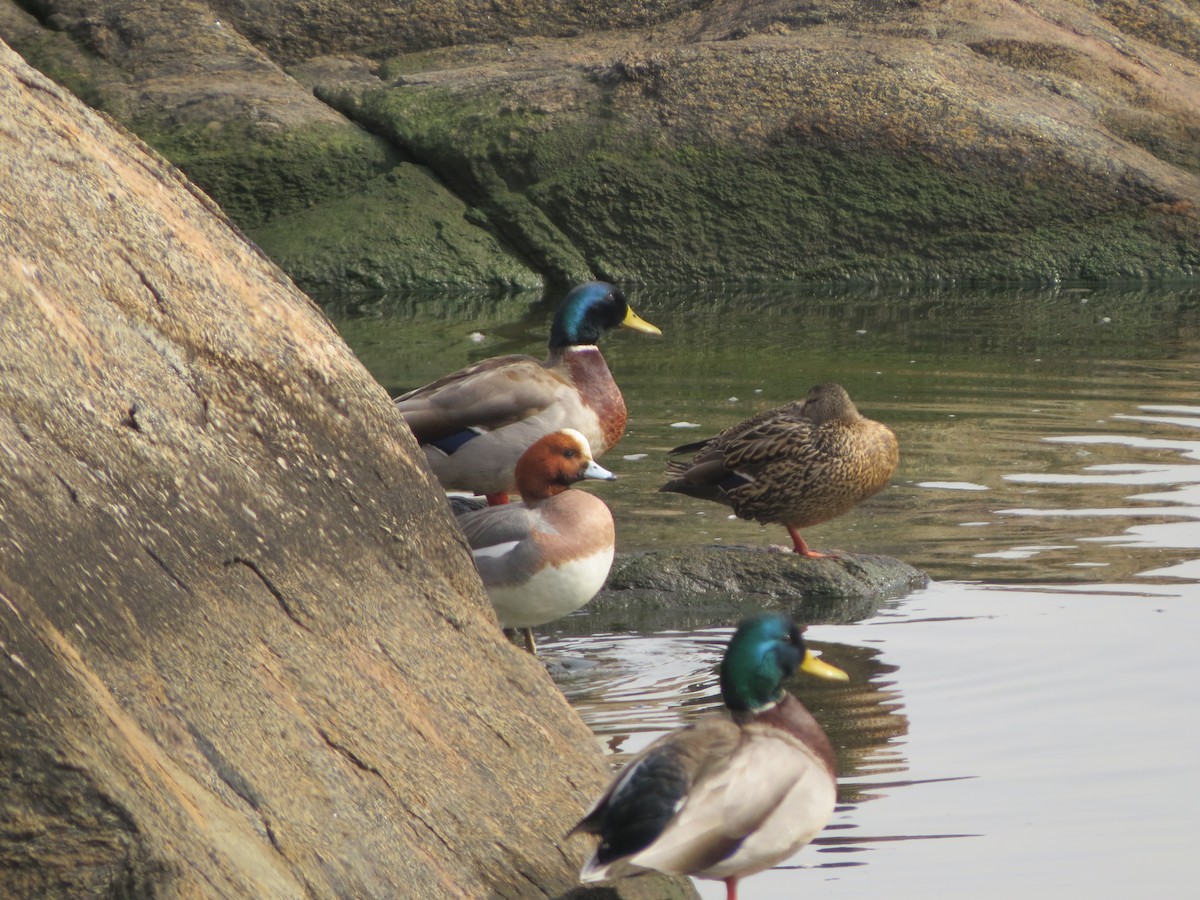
left=659, top=382, right=898, bottom=558
left=571, top=612, right=848, bottom=899
left=395, top=281, right=660, bottom=505
left=455, top=429, right=617, bottom=654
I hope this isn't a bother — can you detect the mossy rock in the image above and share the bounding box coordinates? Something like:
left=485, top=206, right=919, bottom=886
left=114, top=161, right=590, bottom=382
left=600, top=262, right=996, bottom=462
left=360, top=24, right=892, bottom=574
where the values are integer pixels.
left=328, top=82, right=598, bottom=285
left=249, top=165, right=541, bottom=292
left=339, top=34, right=1200, bottom=285
left=7, top=0, right=1200, bottom=289
left=136, top=119, right=400, bottom=230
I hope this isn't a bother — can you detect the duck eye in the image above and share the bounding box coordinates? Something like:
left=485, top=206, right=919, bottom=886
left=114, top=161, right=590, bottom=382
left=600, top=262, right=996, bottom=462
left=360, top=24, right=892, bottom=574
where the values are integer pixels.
left=563, top=449, right=576, bottom=458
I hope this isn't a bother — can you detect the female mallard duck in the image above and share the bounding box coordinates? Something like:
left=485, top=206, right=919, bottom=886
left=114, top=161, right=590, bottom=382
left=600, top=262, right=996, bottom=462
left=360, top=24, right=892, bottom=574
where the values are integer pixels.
left=571, top=612, right=848, bottom=900
left=395, top=281, right=660, bottom=505
left=455, top=429, right=616, bottom=655
left=659, top=382, right=898, bottom=558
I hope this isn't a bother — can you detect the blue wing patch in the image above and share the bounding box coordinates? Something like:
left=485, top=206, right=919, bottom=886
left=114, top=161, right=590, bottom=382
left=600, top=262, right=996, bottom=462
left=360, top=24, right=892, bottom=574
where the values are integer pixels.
left=429, top=428, right=483, bottom=455
left=718, top=471, right=752, bottom=492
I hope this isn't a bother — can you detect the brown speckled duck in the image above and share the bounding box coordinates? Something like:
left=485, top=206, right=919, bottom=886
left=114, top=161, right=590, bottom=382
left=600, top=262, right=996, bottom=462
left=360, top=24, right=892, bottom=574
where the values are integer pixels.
left=659, top=383, right=898, bottom=558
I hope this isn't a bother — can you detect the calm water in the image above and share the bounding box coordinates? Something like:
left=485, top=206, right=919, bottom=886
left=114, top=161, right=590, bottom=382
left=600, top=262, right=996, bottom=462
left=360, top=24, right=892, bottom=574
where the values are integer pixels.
left=324, top=284, right=1200, bottom=898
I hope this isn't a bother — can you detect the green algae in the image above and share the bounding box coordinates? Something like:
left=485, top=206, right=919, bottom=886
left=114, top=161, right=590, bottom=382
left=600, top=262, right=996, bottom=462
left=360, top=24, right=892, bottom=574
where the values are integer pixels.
left=249, top=166, right=540, bottom=292
left=9, top=0, right=1199, bottom=290
left=0, top=12, right=130, bottom=117
left=343, top=85, right=596, bottom=284
left=346, top=80, right=1200, bottom=284
left=132, top=116, right=543, bottom=291
left=136, top=120, right=401, bottom=230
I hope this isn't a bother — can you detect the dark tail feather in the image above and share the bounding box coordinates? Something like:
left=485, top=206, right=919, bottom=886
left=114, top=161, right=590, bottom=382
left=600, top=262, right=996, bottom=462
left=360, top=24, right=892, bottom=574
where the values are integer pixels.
left=663, top=458, right=691, bottom=479
left=448, top=494, right=489, bottom=516
left=659, top=479, right=731, bottom=504
left=668, top=437, right=712, bottom=456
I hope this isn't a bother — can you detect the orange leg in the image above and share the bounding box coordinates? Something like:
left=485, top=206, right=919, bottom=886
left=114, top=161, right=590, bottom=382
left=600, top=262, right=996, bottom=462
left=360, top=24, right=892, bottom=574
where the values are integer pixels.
left=787, top=525, right=833, bottom=558
left=724, top=877, right=739, bottom=900
left=484, top=492, right=510, bottom=506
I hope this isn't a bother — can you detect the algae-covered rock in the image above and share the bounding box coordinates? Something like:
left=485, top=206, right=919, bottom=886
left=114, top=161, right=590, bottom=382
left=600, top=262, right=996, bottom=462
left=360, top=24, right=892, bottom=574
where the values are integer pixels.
left=338, top=14, right=1200, bottom=283
left=198, top=0, right=700, bottom=64
left=0, top=2, right=542, bottom=293
left=249, top=164, right=542, bottom=292
left=2, top=0, right=1199, bottom=287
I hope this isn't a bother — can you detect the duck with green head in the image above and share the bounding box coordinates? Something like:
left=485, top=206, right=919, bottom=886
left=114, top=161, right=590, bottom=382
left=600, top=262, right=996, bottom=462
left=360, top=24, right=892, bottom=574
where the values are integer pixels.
left=394, top=281, right=660, bottom=505
left=571, top=612, right=848, bottom=900
left=660, top=382, right=899, bottom=557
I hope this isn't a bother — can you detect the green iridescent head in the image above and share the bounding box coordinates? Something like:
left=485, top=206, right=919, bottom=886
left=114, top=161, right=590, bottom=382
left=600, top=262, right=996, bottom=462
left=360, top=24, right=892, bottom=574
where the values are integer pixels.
left=548, top=281, right=660, bottom=349
left=719, top=613, right=849, bottom=712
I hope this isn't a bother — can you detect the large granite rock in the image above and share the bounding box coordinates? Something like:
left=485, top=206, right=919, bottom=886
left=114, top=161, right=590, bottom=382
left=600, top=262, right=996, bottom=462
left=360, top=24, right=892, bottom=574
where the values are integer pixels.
left=1, top=1, right=1197, bottom=288
left=0, top=42, right=688, bottom=900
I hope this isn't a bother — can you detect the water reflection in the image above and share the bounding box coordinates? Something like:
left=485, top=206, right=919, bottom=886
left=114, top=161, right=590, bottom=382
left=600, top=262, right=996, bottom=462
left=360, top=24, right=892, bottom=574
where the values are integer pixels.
left=545, top=629, right=910, bottom=803
left=543, top=623, right=994, bottom=881
left=901, top=396, right=1200, bottom=583
left=551, top=630, right=727, bottom=760
left=320, top=284, right=1200, bottom=898
left=996, top=405, right=1200, bottom=569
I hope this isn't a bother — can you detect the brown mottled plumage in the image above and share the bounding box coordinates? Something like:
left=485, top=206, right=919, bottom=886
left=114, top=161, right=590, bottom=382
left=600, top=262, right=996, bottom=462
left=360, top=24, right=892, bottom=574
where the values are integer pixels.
left=660, top=383, right=898, bottom=558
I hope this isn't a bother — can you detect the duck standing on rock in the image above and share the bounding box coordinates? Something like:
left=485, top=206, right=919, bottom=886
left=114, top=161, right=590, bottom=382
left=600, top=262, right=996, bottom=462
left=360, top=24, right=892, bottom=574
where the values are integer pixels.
left=659, top=382, right=899, bottom=558
left=571, top=612, right=848, bottom=899
left=455, top=429, right=617, bottom=654
left=395, top=281, right=660, bottom=505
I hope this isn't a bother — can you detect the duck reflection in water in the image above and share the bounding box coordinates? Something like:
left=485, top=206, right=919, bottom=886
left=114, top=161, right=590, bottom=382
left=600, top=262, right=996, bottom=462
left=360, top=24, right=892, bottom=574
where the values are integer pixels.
left=553, top=621, right=911, bottom=890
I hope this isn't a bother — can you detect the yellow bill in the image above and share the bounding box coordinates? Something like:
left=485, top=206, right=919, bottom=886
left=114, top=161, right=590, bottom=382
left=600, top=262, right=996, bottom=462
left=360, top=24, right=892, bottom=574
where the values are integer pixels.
left=799, top=648, right=850, bottom=682
left=622, top=307, right=662, bottom=335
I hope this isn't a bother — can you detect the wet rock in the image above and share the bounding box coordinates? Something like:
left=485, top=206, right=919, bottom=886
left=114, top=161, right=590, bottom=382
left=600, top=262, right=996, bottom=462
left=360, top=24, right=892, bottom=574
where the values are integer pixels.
left=555, top=546, right=929, bottom=635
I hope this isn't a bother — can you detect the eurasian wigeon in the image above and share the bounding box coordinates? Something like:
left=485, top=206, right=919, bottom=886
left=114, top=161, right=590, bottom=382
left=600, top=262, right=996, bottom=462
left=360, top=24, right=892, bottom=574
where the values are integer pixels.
left=455, top=428, right=617, bottom=653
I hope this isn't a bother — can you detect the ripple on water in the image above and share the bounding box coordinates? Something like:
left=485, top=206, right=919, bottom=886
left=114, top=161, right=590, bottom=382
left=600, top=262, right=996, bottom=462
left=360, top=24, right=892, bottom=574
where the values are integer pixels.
left=324, top=286, right=1200, bottom=898
left=993, top=410, right=1200, bottom=567
left=550, top=630, right=728, bottom=758
left=546, top=629, right=912, bottom=790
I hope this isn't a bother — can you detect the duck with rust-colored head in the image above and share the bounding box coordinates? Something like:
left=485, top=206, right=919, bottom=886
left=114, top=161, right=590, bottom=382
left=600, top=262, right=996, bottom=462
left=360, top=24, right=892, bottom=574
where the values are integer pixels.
left=659, top=382, right=898, bottom=558
left=571, top=612, right=849, bottom=900
left=455, top=428, right=617, bottom=653
left=396, top=282, right=659, bottom=505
